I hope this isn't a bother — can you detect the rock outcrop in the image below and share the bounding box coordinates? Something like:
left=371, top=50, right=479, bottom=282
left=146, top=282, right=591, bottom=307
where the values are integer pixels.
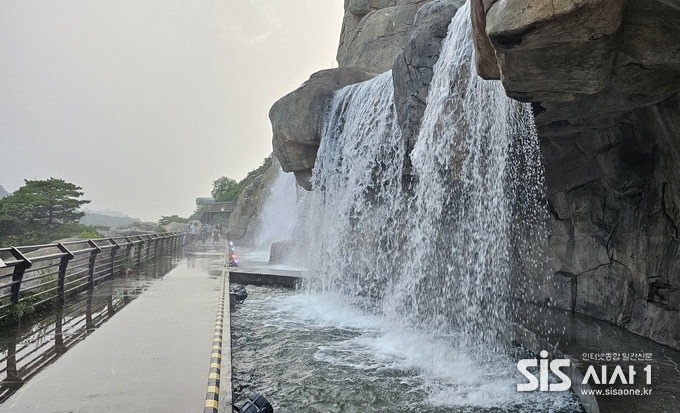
left=338, top=0, right=430, bottom=73
left=271, top=0, right=438, bottom=189
left=225, top=156, right=282, bottom=244
left=392, top=0, right=464, bottom=168
left=272, top=0, right=680, bottom=349
left=270, top=68, right=375, bottom=190
left=473, top=1, right=680, bottom=349
left=472, top=0, right=680, bottom=129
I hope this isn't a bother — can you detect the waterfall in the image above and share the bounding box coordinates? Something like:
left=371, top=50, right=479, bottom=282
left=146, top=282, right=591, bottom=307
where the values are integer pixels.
left=261, top=2, right=584, bottom=409
left=302, top=0, right=546, bottom=349
left=303, top=71, right=407, bottom=298
left=383, top=0, right=545, bottom=347
left=254, top=167, right=298, bottom=251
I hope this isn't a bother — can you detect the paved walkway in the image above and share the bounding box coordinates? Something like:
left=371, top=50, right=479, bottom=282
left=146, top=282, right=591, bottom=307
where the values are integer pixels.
left=1, top=258, right=226, bottom=413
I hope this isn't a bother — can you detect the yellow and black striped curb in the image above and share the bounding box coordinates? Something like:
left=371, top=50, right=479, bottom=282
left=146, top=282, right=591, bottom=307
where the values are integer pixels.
left=204, top=273, right=227, bottom=413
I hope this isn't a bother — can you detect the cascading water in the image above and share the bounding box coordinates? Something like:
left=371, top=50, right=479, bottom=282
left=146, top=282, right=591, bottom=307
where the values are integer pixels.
left=304, top=70, right=407, bottom=298
left=382, top=0, right=547, bottom=348
left=253, top=167, right=298, bottom=251
left=251, top=1, right=579, bottom=410
left=304, top=0, right=545, bottom=345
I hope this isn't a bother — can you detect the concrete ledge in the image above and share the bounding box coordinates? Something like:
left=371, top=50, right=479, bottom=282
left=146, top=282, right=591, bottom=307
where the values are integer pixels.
left=228, top=270, right=301, bottom=289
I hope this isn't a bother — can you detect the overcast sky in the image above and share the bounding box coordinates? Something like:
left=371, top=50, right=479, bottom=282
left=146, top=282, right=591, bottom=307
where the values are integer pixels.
left=0, top=0, right=343, bottom=222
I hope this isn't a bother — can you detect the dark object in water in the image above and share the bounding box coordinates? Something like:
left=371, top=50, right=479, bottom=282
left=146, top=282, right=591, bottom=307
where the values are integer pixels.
left=234, top=393, right=273, bottom=413
left=230, top=284, right=248, bottom=304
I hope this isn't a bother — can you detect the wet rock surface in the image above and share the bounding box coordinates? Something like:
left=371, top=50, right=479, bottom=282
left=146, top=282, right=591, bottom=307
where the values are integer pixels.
left=392, top=0, right=464, bottom=168
left=270, top=68, right=376, bottom=189
left=537, top=95, right=680, bottom=351
left=226, top=157, right=283, bottom=243
left=472, top=1, right=680, bottom=350
left=273, top=0, right=680, bottom=350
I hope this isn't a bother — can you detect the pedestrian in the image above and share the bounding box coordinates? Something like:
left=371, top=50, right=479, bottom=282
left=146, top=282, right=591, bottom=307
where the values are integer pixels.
left=190, top=223, right=198, bottom=244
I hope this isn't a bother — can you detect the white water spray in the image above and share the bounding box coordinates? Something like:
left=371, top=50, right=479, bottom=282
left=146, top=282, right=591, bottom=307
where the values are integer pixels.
left=254, top=167, right=298, bottom=252
left=303, top=1, right=545, bottom=343
left=257, top=1, right=575, bottom=409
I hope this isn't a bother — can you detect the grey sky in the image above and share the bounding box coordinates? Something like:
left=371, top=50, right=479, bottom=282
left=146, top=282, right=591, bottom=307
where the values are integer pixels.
left=0, top=0, right=343, bottom=222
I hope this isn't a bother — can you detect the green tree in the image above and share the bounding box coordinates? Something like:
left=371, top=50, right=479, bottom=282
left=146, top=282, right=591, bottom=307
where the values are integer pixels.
left=0, top=178, right=91, bottom=245
left=211, top=176, right=241, bottom=202
left=159, top=215, right=189, bottom=226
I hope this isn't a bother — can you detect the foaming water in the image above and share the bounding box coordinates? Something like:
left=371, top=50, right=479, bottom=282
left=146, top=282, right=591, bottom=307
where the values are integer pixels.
left=232, top=287, right=584, bottom=412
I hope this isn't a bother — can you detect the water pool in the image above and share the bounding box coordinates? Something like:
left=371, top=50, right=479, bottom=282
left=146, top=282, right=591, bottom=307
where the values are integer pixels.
left=231, top=286, right=584, bottom=413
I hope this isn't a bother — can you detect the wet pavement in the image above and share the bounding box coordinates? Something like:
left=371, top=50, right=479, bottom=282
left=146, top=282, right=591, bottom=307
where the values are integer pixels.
left=0, top=247, right=228, bottom=413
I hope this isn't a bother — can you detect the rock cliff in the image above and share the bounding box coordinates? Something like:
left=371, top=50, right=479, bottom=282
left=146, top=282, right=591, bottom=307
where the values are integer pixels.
left=271, top=0, right=680, bottom=349
left=225, top=156, right=282, bottom=244
left=474, top=0, right=680, bottom=350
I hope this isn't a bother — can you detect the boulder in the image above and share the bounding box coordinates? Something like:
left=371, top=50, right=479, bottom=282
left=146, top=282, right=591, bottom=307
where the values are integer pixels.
left=269, top=240, right=294, bottom=264
left=470, top=0, right=680, bottom=129
left=337, top=3, right=427, bottom=73
left=392, top=0, right=464, bottom=168
left=270, top=67, right=376, bottom=190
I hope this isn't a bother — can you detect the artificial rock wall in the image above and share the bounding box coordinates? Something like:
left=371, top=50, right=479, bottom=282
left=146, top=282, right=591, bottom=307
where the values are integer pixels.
left=270, top=0, right=680, bottom=350
left=473, top=0, right=680, bottom=350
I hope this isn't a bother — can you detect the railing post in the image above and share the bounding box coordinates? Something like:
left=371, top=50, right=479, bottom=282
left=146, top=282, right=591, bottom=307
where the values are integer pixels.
left=6, top=340, right=17, bottom=381
left=108, top=238, right=120, bottom=280
left=123, top=236, right=134, bottom=270
left=153, top=234, right=159, bottom=259
left=87, top=240, right=102, bottom=291
left=55, top=304, right=66, bottom=354
left=136, top=236, right=145, bottom=267
left=8, top=247, right=32, bottom=304
left=86, top=291, right=95, bottom=329
left=56, top=243, right=74, bottom=301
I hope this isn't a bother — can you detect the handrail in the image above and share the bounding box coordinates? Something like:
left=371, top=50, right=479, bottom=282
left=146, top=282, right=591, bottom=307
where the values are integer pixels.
left=0, top=231, right=187, bottom=322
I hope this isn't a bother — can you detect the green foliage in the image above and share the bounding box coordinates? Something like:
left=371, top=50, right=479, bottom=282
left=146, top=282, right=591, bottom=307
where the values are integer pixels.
left=4, top=300, right=35, bottom=323
left=212, top=176, right=240, bottom=202
left=0, top=178, right=91, bottom=246
left=159, top=215, right=189, bottom=226
left=242, top=157, right=269, bottom=183
left=78, top=225, right=107, bottom=239
left=210, top=157, right=271, bottom=203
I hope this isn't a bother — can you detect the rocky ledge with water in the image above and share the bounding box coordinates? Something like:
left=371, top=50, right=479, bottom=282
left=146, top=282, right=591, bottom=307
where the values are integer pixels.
left=269, top=0, right=680, bottom=353
left=259, top=1, right=680, bottom=412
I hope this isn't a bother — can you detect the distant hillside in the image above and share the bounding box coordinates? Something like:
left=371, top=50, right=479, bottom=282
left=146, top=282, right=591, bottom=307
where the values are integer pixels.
left=81, top=208, right=132, bottom=218
left=0, top=185, right=9, bottom=199
left=80, top=210, right=140, bottom=232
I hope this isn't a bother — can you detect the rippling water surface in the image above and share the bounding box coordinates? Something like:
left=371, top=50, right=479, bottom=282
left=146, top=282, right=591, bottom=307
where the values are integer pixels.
left=231, top=286, right=584, bottom=413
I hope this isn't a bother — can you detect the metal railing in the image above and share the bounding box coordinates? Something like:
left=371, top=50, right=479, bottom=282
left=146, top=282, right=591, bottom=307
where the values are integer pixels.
left=201, top=202, right=235, bottom=213
left=0, top=232, right=186, bottom=322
